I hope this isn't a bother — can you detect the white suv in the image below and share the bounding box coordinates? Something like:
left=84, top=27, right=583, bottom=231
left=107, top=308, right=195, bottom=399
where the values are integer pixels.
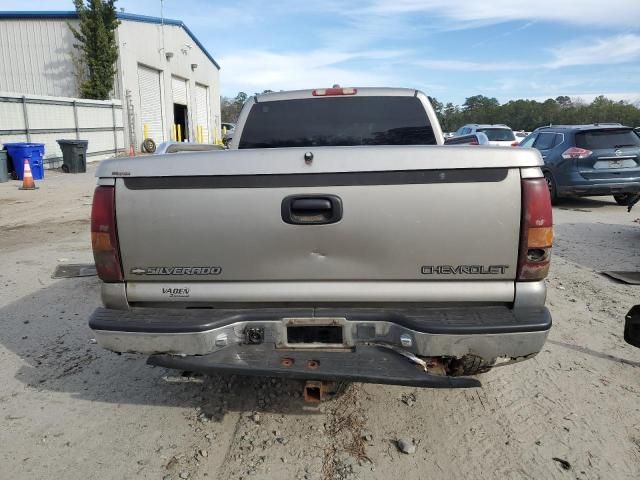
left=455, top=124, right=517, bottom=147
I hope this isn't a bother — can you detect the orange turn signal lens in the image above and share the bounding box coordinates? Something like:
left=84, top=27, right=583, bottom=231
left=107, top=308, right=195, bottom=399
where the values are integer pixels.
left=527, top=227, right=553, bottom=248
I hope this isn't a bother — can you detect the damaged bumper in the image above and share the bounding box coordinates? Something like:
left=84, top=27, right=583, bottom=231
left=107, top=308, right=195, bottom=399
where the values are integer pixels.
left=147, top=344, right=482, bottom=388
left=90, top=306, right=551, bottom=369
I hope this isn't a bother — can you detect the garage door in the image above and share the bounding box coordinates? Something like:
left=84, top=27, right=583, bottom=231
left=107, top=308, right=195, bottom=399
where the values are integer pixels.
left=137, top=65, right=164, bottom=143
left=172, top=76, right=188, bottom=105
left=195, top=84, right=210, bottom=143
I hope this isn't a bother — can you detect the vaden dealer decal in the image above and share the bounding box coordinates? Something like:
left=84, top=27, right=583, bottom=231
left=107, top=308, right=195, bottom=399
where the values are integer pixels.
left=162, top=287, right=190, bottom=298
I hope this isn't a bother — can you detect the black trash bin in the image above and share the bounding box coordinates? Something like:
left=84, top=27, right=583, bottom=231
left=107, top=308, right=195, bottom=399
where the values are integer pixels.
left=57, top=139, right=88, bottom=173
left=0, top=149, right=9, bottom=183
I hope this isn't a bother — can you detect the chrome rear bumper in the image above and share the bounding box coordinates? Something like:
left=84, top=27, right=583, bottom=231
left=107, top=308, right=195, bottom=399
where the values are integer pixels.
left=90, top=306, right=551, bottom=362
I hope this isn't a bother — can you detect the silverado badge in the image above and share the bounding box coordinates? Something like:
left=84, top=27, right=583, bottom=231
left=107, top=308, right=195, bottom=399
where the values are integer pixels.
left=130, top=266, right=222, bottom=275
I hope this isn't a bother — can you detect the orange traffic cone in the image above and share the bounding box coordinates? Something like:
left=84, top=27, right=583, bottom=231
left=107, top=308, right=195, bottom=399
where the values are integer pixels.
left=19, top=159, right=38, bottom=190
left=129, top=145, right=135, bottom=157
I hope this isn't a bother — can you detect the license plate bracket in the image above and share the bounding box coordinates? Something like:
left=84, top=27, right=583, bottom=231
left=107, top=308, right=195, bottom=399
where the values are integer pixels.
left=287, top=325, right=343, bottom=344
left=277, top=317, right=350, bottom=349
left=609, top=160, right=623, bottom=168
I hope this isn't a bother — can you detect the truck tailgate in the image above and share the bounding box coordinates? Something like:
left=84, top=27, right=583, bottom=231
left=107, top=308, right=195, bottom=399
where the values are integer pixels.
left=104, top=146, right=541, bottom=297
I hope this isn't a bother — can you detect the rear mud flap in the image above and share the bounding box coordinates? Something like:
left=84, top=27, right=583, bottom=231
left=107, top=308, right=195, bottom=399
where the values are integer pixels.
left=147, top=344, right=481, bottom=389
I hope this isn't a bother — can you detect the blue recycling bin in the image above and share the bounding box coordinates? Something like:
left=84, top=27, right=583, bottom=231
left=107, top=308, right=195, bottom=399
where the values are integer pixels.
left=3, top=142, right=45, bottom=180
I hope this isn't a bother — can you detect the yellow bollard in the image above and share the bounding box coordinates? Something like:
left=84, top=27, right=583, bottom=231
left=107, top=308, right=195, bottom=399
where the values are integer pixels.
left=198, top=125, right=203, bottom=144
left=171, top=124, right=177, bottom=141
left=143, top=123, right=149, bottom=140
left=177, top=124, right=182, bottom=142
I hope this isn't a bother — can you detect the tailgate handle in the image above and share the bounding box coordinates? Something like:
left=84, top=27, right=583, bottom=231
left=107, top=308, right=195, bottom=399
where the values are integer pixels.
left=281, top=195, right=343, bottom=225
left=293, top=198, right=332, bottom=212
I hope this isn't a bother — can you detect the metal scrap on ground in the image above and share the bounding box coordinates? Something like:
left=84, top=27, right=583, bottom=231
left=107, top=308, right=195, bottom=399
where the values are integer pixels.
left=601, top=271, right=640, bottom=285
left=52, top=263, right=97, bottom=279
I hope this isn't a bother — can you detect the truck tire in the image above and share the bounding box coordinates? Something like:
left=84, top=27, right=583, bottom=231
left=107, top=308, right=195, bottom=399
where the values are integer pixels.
left=450, top=355, right=495, bottom=376
left=142, top=138, right=156, bottom=154
left=543, top=171, right=559, bottom=205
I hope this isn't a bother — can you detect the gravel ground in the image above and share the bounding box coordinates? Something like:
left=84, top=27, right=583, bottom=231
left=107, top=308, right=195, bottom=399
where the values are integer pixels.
left=1, top=167, right=639, bottom=480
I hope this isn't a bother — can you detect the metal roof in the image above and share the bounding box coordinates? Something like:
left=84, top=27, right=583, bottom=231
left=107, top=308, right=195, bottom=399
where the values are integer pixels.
left=254, top=87, right=419, bottom=103
left=462, top=124, right=512, bottom=129
left=536, top=123, right=628, bottom=131
left=0, top=10, right=220, bottom=69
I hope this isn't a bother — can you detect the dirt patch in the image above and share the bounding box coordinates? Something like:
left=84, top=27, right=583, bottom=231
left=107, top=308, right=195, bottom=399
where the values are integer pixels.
left=0, top=218, right=90, bottom=251
left=322, top=385, right=370, bottom=479
left=1, top=184, right=640, bottom=479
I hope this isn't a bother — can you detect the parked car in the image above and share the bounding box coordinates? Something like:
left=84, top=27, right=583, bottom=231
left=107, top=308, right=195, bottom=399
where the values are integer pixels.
left=455, top=124, right=517, bottom=147
left=514, top=131, right=530, bottom=144
left=519, top=124, right=640, bottom=204
left=443, top=132, right=489, bottom=145
left=89, top=87, right=552, bottom=393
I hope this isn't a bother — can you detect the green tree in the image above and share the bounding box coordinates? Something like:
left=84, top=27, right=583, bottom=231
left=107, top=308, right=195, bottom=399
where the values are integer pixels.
left=462, top=95, right=499, bottom=112
left=440, top=102, right=457, bottom=132
left=429, top=96, right=445, bottom=129
left=439, top=95, right=640, bottom=132
left=221, top=92, right=249, bottom=123
left=461, top=95, right=500, bottom=124
left=68, top=0, right=120, bottom=100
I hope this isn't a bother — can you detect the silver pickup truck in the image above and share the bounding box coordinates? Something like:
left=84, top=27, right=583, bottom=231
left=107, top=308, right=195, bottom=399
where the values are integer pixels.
left=89, top=87, right=553, bottom=391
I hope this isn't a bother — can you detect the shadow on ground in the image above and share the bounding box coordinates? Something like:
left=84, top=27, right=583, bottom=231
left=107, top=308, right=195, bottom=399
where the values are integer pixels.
left=0, top=278, right=322, bottom=420
left=554, top=222, right=640, bottom=271
left=555, top=196, right=614, bottom=211
left=546, top=339, right=640, bottom=369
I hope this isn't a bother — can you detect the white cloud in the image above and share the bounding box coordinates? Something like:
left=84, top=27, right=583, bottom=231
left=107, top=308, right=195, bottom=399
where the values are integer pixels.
left=218, top=49, right=398, bottom=95
left=367, top=0, right=640, bottom=28
left=416, top=59, right=532, bottom=71
left=416, top=33, right=640, bottom=72
left=546, top=34, right=640, bottom=68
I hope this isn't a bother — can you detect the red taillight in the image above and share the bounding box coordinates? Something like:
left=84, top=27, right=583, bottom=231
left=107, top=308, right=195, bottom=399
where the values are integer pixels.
left=511, top=142, right=520, bottom=147
left=562, top=146, right=592, bottom=159
left=312, top=87, right=357, bottom=96
left=517, top=178, right=553, bottom=281
left=470, top=139, right=479, bottom=145
left=91, top=186, right=123, bottom=282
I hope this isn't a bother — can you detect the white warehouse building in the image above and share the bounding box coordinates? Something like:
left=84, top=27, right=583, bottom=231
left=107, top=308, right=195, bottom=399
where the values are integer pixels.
left=0, top=10, right=221, bottom=161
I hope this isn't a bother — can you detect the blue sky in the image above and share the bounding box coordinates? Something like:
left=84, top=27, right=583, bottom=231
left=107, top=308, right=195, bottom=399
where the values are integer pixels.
left=3, top=0, right=640, bottom=105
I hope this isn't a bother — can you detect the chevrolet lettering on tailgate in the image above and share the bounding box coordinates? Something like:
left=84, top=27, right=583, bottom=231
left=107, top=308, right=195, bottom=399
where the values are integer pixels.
left=421, top=265, right=509, bottom=275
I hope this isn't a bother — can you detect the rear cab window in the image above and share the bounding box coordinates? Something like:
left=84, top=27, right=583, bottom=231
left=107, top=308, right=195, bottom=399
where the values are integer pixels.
left=238, top=96, right=436, bottom=148
left=575, top=129, right=640, bottom=150
left=476, top=128, right=516, bottom=142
